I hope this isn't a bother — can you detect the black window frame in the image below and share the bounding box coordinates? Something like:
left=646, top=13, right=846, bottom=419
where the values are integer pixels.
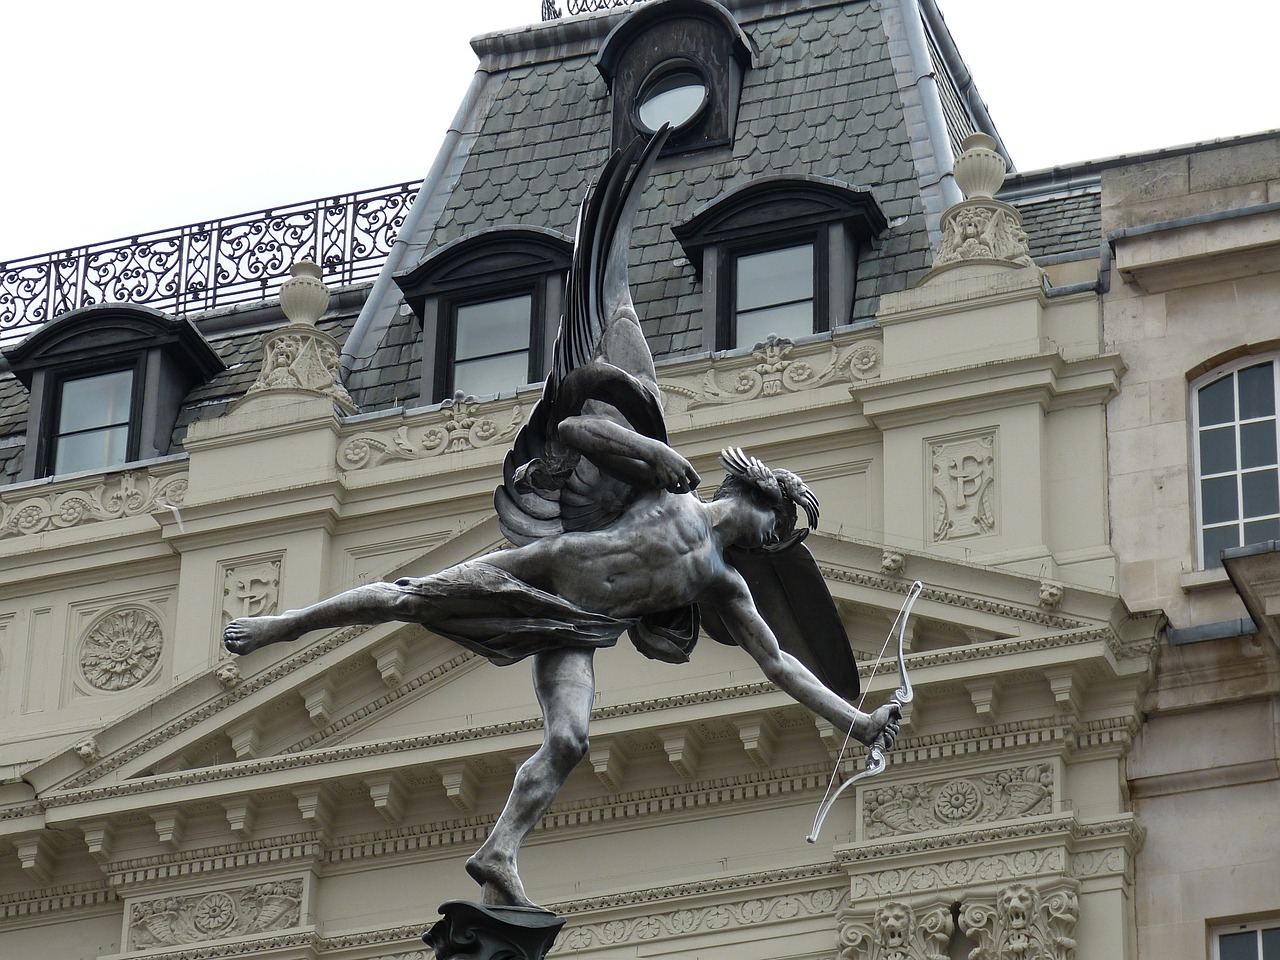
left=394, top=227, right=574, bottom=405
left=672, top=176, right=887, bottom=353
left=46, top=360, right=146, bottom=477
left=437, top=281, right=545, bottom=401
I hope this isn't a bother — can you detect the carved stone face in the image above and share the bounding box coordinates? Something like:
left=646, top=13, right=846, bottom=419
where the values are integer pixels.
left=876, top=902, right=911, bottom=946
left=998, top=884, right=1035, bottom=929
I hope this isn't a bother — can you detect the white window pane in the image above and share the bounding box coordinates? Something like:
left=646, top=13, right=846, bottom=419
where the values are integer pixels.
left=1201, top=476, right=1238, bottom=524
left=454, top=352, right=529, bottom=398
left=1200, top=426, right=1237, bottom=475
left=56, top=425, right=128, bottom=474
left=1244, top=518, right=1280, bottom=545
left=455, top=296, right=532, bottom=361
left=736, top=302, right=813, bottom=348
left=1261, top=927, right=1280, bottom=960
left=58, top=370, right=133, bottom=433
left=737, top=245, right=813, bottom=312
left=638, top=72, right=706, bottom=131
left=1242, top=469, right=1279, bottom=518
left=1202, top=525, right=1240, bottom=569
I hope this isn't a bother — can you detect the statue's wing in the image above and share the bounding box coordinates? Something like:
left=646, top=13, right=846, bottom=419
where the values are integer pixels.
left=496, top=128, right=672, bottom=544
left=699, top=543, right=861, bottom=700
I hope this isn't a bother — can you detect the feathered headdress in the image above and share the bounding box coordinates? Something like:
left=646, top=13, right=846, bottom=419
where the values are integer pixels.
left=718, top=447, right=820, bottom=553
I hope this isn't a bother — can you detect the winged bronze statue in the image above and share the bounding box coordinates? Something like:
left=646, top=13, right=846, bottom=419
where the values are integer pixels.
left=224, top=128, right=899, bottom=909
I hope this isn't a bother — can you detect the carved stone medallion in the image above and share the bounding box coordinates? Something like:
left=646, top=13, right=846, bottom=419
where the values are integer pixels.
left=78, top=606, right=164, bottom=692
left=863, top=763, right=1054, bottom=839
left=930, top=432, right=996, bottom=542
left=128, top=879, right=304, bottom=949
left=222, top=558, right=282, bottom=626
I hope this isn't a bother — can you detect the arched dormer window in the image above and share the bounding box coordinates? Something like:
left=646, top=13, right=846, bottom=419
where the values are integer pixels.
left=1192, top=354, right=1280, bottom=568
left=597, top=0, right=754, bottom=158
left=2, top=304, right=224, bottom=481
left=672, top=175, right=887, bottom=351
left=394, top=227, right=573, bottom=403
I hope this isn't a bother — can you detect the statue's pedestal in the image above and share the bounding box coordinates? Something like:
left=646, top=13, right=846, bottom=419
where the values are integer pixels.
left=425, top=901, right=565, bottom=960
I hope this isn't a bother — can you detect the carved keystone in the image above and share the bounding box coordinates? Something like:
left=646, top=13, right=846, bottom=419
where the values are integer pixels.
left=14, top=832, right=56, bottom=885
left=222, top=797, right=257, bottom=839
left=437, top=761, right=480, bottom=814
left=732, top=714, right=779, bottom=770
left=589, top=741, right=629, bottom=792
left=966, top=678, right=1002, bottom=722
left=366, top=773, right=409, bottom=824
left=150, top=809, right=186, bottom=850
left=425, top=900, right=564, bottom=960
left=659, top=727, right=703, bottom=781
left=372, top=636, right=410, bottom=688
left=80, top=820, right=115, bottom=864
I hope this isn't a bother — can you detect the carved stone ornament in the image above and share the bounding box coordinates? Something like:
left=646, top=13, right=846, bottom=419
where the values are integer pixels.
left=863, top=763, right=1054, bottom=839
left=78, top=606, right=164, bottom=692
left=222, top=559, right=281, bottom=626
left=931, top=432, right=996, bottom=542
left=881, top=550, right=906, bottom=576
left=424, top=901, right=564, bottom=960
left=1038, top=582, right=1064, bottom=609
left=128, top=879, right=304, bottom=949
left=960, top=883, right=1078, bottom=960
left=339, top=392, right=524, bottom=469
left=74, top=736, right=101, bottom=764
left=243, top=260, right=357, bottom=413
left=933, top=134, right=1033, bottom=271
left=215, top=660, right=242, bottom=688
left=840, top=901, right=954, bottom=960
left=659, top=335, right=881, bottom=411
left=0, top=470, right=187, bottom=539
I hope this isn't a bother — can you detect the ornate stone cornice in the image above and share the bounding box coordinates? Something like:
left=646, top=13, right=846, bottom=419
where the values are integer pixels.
left=338, top=393, right=524, bottom=470
left=103, top=930, right=318, bottom=960
left=819, top=566, right=1091, bottom=631
left=658, top=334, right=881, bottom=412
left=0, top=880, right=114, bottom=923
left=106, top=834, right=323, bottom=887
left=0, top=467, right=188, bottom=540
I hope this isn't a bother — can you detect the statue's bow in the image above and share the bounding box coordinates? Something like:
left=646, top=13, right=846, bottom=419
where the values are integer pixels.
left=806, top=579, right=922, bottom=843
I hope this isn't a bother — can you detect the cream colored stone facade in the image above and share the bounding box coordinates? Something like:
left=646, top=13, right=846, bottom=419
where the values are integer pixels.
left=0, top=130, right=1161, bottom=960
left=1104, top=135, right=1280, bottom=960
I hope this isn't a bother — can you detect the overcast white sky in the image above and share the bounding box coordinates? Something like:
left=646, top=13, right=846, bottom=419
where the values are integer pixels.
left=2, top=0, right=1276, bottom=262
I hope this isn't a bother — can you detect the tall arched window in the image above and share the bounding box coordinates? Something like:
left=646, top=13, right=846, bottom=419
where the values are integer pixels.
left=1193, top=356, right=1280, bottom=568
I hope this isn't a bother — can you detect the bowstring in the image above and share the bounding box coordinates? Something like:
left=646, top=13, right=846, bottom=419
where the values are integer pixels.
left=809, top=589, right=914, bottom=820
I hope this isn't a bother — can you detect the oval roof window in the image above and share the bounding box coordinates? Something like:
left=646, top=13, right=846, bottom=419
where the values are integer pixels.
left=637, top=69, right=708, bottom=133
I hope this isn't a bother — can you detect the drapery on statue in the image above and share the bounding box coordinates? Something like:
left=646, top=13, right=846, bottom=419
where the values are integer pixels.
left=224, top=128, right=900, bottom=910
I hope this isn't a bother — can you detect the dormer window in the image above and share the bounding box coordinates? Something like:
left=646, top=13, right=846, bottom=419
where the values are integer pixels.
left=53, top=368, right=137, bottom=474
left=672, top=175, right=887, bottom=351
left=597, top=0, right=754, bottom=157
left=2, top=304, right=225, bottom=481
left=394, top=227, right=573, bottom=403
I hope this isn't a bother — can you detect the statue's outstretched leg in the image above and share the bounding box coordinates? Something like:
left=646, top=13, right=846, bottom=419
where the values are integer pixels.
left=224, top=582, right=431, bottom=654
left=466, top=647, right=595, bottom=910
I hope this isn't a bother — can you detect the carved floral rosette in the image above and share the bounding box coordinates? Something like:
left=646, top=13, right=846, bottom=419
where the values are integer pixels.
left=77, top=606, right=165, bottom=692
left=863, top=763, right=1054, bottom=840
left=0, top=470, right=187, bottom=539
left=659, top=334, right=882, bottom=413
left=339, top=392, right=524, bottom=470
left=128, top=878, right=304, bottom=949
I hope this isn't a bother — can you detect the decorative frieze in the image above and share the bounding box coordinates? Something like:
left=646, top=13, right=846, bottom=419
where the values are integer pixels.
left=862, top=763, right=1054, bottom=839
left=127, top=879, right=304, bottom=949
left=0, top=469, right=187, bottom=539
left=658, top=334, right=882, bottom=412
left=930, top=431, right=997, bottom=542
left=77, top=606, right=164, bottom=692
left=339, top=393, right=524, bottom=469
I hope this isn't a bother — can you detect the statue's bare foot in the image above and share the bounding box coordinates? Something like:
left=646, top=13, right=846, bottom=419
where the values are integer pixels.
left=465, top=851, right=543, bottom=911
left=224, top=616, right=302, bottom=655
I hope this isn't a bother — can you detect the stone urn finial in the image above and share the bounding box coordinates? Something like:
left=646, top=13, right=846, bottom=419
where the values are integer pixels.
left=279, top=260, right=330, bottom=327
left=952, top=133, right=1007, bottom=200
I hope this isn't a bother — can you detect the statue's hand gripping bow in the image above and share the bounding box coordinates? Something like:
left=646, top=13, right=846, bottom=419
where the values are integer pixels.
left=806, top=579, right=922, bottom=843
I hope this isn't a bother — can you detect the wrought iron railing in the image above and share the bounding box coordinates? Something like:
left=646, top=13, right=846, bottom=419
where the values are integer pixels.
left=542, top=0, right=643, bottom=20
left=0, top=180, right=423, bottom=344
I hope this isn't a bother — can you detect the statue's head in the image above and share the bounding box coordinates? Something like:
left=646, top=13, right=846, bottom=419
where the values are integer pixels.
left=713, top=447, right=818, bottom=552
